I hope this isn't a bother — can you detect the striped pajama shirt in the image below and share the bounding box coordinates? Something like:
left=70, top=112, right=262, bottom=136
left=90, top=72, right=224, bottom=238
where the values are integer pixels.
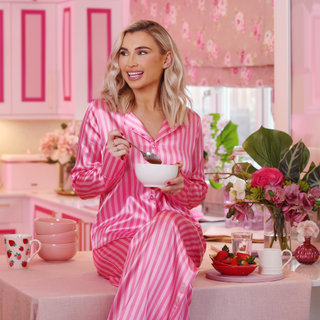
left=70, top=99, right=208, bottom=319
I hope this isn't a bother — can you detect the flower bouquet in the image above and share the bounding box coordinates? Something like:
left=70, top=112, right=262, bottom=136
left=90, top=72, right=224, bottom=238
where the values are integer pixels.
left=39, top=121, right=81, bottom=193
left=210, top=126, right=320, bottom=251
left=39, top=121, right=81, bottom=165
left=202, top=113, right=238, bottom=189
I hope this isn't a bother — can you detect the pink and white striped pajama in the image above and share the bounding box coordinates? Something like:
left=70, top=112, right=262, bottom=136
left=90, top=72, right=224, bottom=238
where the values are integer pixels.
left=71, top=100, right=208, bottom=319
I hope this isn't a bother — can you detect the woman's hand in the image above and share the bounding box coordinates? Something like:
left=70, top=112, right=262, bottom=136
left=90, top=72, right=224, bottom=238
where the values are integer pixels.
left=106, top=129, right=130, bottom=160
left=159, top=161, right=184, bottom=196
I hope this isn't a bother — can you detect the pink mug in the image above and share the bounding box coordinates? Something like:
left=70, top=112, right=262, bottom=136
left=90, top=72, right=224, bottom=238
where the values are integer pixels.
left=4, top=234, right=41, bottom=269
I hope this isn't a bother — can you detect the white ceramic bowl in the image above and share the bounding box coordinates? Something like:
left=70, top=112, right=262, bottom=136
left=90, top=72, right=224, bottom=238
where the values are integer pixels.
left=38, top=242, right=78, bottom=261
left=35, top=230, right=78, bottom=244
left=34, top=217, right=77, bottom=235
left=134, top=163, right=178, bottom=188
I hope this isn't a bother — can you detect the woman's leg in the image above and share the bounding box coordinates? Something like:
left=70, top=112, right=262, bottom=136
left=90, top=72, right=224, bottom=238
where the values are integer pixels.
left=93, top=237, right=132, bottom=287
left=108, top=210, right=206, bottom=320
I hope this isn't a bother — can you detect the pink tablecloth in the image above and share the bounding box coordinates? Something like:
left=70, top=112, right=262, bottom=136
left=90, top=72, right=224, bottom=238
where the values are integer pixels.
left=0, top=245, right=312, bottom=320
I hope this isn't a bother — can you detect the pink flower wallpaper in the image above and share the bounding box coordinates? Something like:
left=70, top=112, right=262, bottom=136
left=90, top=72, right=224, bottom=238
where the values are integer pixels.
left=130, top=0, right=274, bottom=87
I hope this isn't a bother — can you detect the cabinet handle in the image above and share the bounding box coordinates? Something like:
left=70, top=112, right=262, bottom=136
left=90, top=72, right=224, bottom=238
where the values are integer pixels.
left=0, top=204, right=10, bottom=207
left=49, top=71, right=52, bottom=109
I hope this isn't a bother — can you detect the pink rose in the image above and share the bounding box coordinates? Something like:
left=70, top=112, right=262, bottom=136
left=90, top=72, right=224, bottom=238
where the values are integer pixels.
left=251, top=167, right=284, bottom=188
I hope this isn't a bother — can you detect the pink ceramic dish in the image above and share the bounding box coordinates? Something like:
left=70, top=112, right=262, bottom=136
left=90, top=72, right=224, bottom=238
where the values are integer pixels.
left=34, top=217, right=77, bottom=235
left=38, top=242, right=78, bottom=261
left=36, top=230, right=78, bottom=244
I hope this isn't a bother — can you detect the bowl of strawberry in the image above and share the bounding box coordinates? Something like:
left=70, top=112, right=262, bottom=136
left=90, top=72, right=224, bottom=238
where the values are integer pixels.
left=209, top=245, right=259, bottom=276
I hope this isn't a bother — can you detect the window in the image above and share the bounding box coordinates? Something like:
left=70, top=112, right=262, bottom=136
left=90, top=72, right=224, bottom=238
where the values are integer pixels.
left=187, top=86, right=275, bottom=145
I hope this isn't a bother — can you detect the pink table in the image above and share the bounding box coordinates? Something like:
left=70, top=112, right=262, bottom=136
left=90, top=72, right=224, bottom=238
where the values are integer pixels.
left=0, top=246, right=313, bottom=320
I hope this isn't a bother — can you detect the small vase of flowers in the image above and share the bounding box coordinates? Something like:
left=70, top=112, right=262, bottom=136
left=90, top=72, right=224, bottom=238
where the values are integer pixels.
left=294, top=220, right=320, bottom=265
left=39, top=121, right=81, bottom=195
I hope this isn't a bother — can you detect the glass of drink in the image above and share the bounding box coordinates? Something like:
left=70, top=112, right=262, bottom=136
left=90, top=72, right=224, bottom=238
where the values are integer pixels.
left=231, top=232, right=253, bottom=255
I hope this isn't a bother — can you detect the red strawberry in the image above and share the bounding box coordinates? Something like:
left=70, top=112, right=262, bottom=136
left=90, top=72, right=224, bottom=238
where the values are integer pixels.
left=221, top=259, right=231, bottom=265
left=9, top=240, right=16, bottom=247
left=14, top=253, right=22, bottom=260
left=23, top=239, right=29, bottom=244
left=215, top=245, right=230, bottom=261
left=9, top=260, right=14, bottom=267
left=26, top=249, right=30, bottom=255
left=19, top=246, right=24, bottom=252
left=7, top=250, right=12, bottom=258
left=216, top=250, right=229, bottom=262
left=239, top=260, right=250, bottom=266
left=21, top=261, right=27, bottom=268
left=236, top=252, right=251, bottom=260
left=229, top=256, right=239, bottom=266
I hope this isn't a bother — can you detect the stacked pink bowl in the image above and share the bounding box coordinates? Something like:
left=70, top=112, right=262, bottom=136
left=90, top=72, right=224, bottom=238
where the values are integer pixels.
left=34, top=217, right=78, bottom=261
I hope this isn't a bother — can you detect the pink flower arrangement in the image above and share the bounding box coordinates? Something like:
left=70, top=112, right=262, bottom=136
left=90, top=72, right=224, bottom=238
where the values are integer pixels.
left=39, top=121, right=81, bottom=165
left=295, top=221, right=319, bottom=242
left=209, top=126, right=320, bottom=250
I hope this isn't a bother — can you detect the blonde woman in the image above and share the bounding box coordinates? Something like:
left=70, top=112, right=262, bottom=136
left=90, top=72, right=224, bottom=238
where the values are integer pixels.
left=71, top=20, right=208, bottom=320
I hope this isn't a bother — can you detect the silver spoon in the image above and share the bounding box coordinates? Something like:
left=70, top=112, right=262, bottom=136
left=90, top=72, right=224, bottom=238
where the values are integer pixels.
left=117, top=136, right=162, bottom=165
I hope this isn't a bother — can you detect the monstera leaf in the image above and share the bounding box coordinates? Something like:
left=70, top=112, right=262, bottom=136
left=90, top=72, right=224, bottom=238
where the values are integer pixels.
left=242, top=126, right=293, bottom=168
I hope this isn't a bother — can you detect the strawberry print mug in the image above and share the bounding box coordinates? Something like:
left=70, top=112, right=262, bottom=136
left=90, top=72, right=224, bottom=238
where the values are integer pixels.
left=4, top=234, right=41, bottom=269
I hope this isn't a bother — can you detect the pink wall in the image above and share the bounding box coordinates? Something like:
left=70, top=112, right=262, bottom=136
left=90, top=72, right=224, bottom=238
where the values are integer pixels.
left=291, top=0, right=320, bottom=151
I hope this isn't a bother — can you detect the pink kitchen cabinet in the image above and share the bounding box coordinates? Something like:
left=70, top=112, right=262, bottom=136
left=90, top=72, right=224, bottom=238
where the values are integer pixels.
left=0, top=3, right=11, bottom=115
left=56, top=0, right=123, bottom=120
left=0, top=0, right=126, bottom=120
left=10, top=2, right=57, bottom=118
left=0, top=196, right=29, bottom=254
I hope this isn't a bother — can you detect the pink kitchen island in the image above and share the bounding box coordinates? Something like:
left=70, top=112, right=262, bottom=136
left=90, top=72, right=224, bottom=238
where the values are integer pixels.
left=0, top=244, right=314, bottom=320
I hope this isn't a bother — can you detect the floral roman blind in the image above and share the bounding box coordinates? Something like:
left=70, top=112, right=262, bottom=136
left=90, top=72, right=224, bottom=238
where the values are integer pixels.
left=130, top=0, right=274, bottom=87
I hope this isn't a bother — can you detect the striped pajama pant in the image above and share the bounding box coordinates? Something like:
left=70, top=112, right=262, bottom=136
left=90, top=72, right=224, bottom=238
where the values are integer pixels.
left=93, top=210, right=206, bottom=320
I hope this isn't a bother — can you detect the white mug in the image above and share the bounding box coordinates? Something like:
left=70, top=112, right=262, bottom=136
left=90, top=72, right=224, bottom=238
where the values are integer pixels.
left=257, top=248, right=293, bottom=275
left=4, top=234, right=41, bottom=269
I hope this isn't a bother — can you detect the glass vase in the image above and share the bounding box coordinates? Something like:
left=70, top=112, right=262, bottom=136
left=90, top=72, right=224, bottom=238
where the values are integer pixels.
left=56, top=162, right=76, bottom=195
left=294, top=237, right=319, bottom=265
left=263, top=205, right=291, bottom=252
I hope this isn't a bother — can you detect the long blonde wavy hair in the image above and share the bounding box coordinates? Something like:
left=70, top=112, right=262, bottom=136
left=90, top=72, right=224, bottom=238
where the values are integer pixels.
left=100, top=20, right=192, bottom=127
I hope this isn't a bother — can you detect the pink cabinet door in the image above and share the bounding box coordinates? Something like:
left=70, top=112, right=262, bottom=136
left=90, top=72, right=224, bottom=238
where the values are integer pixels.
left=56, top=0, right=123, bottom=121
left=0, top=3, right=11, bottom=115
left=11, top=3, right=56, bottom=116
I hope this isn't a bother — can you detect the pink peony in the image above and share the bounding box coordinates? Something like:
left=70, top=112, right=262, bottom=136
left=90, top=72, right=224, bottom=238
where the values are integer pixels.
left=251, top=167, right=284, bottom=188
left=284, top=184, right=300, bottom=205
left=299, top=192, right=315, bottom=211
left=308, top=187, right=320, bottom=198
left=227, top=203, right=253, bottom=221
left=265, top=185, right=286, bottom=204
left=282, top=205, right=307, bottom=223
